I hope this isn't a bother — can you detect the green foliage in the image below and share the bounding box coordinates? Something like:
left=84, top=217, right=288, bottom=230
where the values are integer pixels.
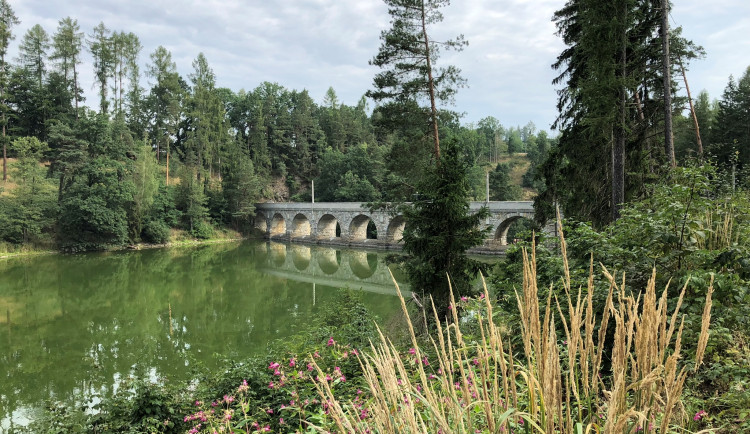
left=401, top=140, right=490, bottom=317
left=58, top=157, right=134, bottom=251
left=0, top=137, right=57, bottom=244
left=175, top=164, right=208, bottom=235
left=315, top=144, right=383, bottom=202
left=129, top=140, right=160, bottom=242
left=488, top=163, right=521, bottom=200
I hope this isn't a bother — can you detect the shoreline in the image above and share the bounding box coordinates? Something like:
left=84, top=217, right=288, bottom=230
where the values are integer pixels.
left=0, top=236, right=248, bottom=260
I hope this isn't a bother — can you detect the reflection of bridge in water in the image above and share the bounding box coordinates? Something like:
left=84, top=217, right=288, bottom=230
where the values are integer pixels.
left=258, top=242, right=411, bottom=296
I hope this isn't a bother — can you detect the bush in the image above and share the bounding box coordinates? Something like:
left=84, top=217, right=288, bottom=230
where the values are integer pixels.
left=191, top=220, right=214, bottom=240
left=142, top=219, right=171, bottom=244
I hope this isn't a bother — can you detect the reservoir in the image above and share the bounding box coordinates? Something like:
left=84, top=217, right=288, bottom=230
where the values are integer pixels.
left=0, top=241, right=410, bottom=430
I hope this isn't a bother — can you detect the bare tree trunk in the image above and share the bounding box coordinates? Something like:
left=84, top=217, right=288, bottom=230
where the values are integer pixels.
left=420, top=0, right=440, bottom=162
left=612, top=0, right=627, bottom=221
left=679, top=60, right=703, bottom=157
left=661, top=0, right=675, bottom=167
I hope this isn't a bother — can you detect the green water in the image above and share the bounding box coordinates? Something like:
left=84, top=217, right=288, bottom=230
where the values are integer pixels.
left=0, top=241, right=407, bottom=429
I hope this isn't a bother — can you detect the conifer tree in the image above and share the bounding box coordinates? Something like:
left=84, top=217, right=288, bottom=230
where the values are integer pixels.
left=401, top=140, right=489, bottom=318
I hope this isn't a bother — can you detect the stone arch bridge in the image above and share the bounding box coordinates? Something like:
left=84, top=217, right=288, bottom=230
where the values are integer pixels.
left=254, top=201, right=555, bottom=252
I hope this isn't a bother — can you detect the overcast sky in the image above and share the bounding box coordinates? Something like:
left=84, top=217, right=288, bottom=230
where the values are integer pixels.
left=8, top=0, right=750, bottom=133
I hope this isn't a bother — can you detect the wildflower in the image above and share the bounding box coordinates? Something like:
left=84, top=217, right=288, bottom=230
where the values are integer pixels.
left=223, top=394, right=234, bottom=404
left=268, top=381, right=275, bottom=389
left=314, top=351, right=320, bottom=358
left=327, top=337, right=335, bottom=346
left=473, top=358, right=479, bottom=366
left=194, top=400, right=202, bottom=406
left=289, top=358, right=296, bottom=367
left=409, top=348, right=416, bottom=355
left=274, top=369, right=281, bottom=376
left=351, top=348, right=359, bottom=356
left=693, top=410, right=707, bottom=421
left=268, top=362, right=280, bottom=370
left=422, top=356, right=429, bottom=366
left=262, top=425, right=270, bottom=432
left=237, top=379, right=249, bottom=393
left=340, top=375, right=346, bottom=382
left=461, top=296, right=468, bottom=302
left=307, top=362, right=314, bottom=371
left=479, top=293, right=485, bottom=299
left=267, top=408, right=274, bottom=414
left=280, top=417, right=285, bottom=425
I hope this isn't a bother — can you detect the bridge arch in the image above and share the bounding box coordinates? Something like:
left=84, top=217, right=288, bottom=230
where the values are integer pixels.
left=255, top=211, right=268, bottom=233
left=349, top=214, right=376, bottom=241
left=270, top=213, right=286, bottom=237
left=317, top=214, right=340, bottom=238
left=386, top=215, right=406, bottom=242
left=495, top=215, right=534, bottom=246
left=291, top=213, right=312, bottom=238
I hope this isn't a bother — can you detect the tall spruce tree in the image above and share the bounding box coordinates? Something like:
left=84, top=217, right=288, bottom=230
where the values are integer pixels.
left=401, top=140, right=489, bottom=318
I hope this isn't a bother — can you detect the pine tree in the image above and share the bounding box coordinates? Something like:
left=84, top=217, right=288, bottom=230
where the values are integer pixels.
left=367, top=0, right=466, bottom=162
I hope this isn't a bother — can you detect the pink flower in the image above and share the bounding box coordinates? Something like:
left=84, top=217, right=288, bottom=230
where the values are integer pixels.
left=473, top=358, right=480, bottom=366
left=460, top=296, right=468, bottom=302
left=194, top=400, right=202, bottom=406
left=479, top=293, right=485, bottom=299
left=693, top=410, right=707, bottom=421
left=268, top=361, right=280, bottom=370
left=289, top=358, right=296, bottom=367
left=409, top=348, right=416, bottom=355
left=327, top=337, right=335, bottom=346
left=307, top=363, right=314, bottom=371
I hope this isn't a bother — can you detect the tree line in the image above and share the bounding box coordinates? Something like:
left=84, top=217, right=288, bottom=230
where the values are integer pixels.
left=0, top=2, right=549, bottom=251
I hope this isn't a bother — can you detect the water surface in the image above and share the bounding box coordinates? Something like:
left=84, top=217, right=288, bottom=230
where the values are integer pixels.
left=0, top=241, right=406, bottom=429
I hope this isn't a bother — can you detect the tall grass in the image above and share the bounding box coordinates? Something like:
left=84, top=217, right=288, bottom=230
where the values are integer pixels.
left=312, top=223, right=714, bottom=433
